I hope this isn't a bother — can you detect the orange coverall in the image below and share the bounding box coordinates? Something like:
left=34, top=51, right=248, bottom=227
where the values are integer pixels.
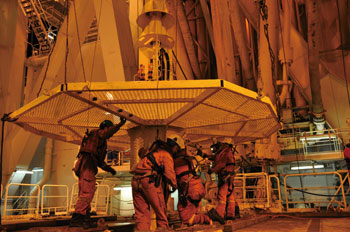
left=211, top=145, right=235, bottom=219
left=174, top=154, right=211, bottom=225
left=132, top=149, right=177, bottom=230
left=74, top=124, right=121, bottom=216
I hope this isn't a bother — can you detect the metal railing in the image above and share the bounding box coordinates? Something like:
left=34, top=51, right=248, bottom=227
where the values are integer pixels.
left=69, top=183, right=79, bottom=213
left=279, top=128, right=348, bottom=156
left=327, top=171, right=350, bottom=210
left=269, top=175, right=283, bottom=211
left=234, top=173, right=270, bottom=209
left=3, top=183, right=40, bottom=219
left=41, top=184, right=69, bottom=216
left=283, top=171, right=347, bottom=212
left=91, top=185, right=110, bottom=215
left=69, top=183, right=111, bottom=215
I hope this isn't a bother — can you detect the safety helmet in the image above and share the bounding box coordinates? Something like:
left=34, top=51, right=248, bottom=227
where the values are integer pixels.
left=167, top=138, right=181, bottom=149
left=99, top=120, right=114, bottom=129
left=166, top=133, right=185, bottom=148
left=210, top=142, right=222, bottom=154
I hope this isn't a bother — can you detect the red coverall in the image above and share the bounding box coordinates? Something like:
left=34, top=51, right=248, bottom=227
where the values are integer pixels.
left=132, top=149, right=177, bottom=230
left=174, top=154, right=211, bottom=225
left=73, top=124, right=122, bottom=216
left=211, top=145, right=235, bottom=219
left=344, top=146, right=350, bottom=176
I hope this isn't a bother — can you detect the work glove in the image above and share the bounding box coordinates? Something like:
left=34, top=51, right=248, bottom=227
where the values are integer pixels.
left=120, top=117, right=127, bottom=125
left=171, top=184, right=178, bottom=192
left=109, top=168, right=117, bottom=176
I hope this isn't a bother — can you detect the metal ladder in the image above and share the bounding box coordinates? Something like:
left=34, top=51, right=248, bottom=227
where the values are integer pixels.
left=18, top=0, right=53, bottom=55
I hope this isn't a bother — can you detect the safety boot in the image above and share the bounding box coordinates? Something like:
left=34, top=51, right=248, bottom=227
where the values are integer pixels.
left=69, top=213, right=83, bottom=227
left=207, top=208, right=225, bottom=225
left=225, top=216, right=235, bottom=221
left=235, top=205, right=240, bottom=218
left=83, top=211, right=92, bottom=229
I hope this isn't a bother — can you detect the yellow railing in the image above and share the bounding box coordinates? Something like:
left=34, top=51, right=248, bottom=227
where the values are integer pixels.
left=3, top=183, right=40, bottom=219
left=69, top=183, right=111, bottom=215
left=234, top=172, right=271, bottom=209
left=283, top=171, right=347, bottom=212
left=41, top=184, right=69, bottom=216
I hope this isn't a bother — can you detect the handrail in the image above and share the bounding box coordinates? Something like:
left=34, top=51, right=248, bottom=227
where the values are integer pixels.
left=3, top=183, right=40, bottom=219
left=284, top=171, right=346, bottom=211
left=70, top=182, right=110, bottom=215
left=92, top=185, right=110, bottom=215
left=41, top=184, right=69, bottom=216
left=269, top=175, right=282, bottom=208
left=234, top=172, right=270, bottom=209
left=69, top=182, right=78, bottom=213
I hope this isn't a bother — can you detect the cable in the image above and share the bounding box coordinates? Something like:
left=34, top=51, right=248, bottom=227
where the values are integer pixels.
left=87, top=0, right=103, bottom=129
left=257, top=0, right=281, bottom=119
left=280, top=177, right=347, bottom=197
left=73, top=0, right=87, bottom=82
left=171, top=50, right=188, bottom=80
left=335, top=0, right=350, bottom=107
left=64, top=0, right=69, bottom=85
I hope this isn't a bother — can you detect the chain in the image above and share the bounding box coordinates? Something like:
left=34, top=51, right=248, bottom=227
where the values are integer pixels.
left=257, top=0, right=281, bottom=121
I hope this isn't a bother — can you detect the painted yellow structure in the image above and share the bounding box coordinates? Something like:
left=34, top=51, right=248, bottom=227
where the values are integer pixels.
left=8, top=79, right=280, bottom=150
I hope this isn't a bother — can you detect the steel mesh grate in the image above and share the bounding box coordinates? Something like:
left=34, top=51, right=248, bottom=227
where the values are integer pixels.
left=9, top=80, right=280, bottom=147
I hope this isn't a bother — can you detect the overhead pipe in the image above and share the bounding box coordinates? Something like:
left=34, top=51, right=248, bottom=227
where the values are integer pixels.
left=258, top=9, right=275, bottom=104
left=219, top=0, right=239, bottom=84
left=267, top=0, right=279, bottom=82
left=165, top=0, right=194, bottom=80
left=306, top=0, right=325, bottom=131
left=279, top=0, right=293, bottom=108
left=210, top=0, right=239, bottom=84
left=338, top=0, right=350, bottom=48
left=195, top=2, right=208, bottom=77
left=173, top=0, right=201, bottom=79
left=228, top=0, right=256, bottom=91
left=25, top=56, right=48, bottom=67
left=293, top=86, right=308, bottom=119
left=209, top=0, right=224, bottom=78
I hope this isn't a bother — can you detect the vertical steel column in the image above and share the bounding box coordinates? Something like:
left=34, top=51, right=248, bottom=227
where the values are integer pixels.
left=229, top=0, right=256, bottom=90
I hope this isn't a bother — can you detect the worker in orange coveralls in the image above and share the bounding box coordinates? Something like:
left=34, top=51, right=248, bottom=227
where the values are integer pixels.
left=132, top=139, right=178, bottom=231
left=174, top=147, right=212, bottom=226
left=70, top=118, right=126, bottom=228
left=344, top=143, right=350, bottom=177
left=209, top=142, right=236, bottom=221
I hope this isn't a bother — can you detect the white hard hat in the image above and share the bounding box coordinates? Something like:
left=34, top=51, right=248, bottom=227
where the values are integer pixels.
left=166, top=133, right=185, bottom=149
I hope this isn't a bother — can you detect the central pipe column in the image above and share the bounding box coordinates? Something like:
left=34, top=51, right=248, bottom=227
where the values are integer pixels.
left=306, top=0, right=325, bottom=131
left=128, top=126, right=167, bottom=169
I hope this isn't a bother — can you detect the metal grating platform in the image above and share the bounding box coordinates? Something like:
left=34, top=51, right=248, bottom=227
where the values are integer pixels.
left=9, top=80, right=280, bottom=150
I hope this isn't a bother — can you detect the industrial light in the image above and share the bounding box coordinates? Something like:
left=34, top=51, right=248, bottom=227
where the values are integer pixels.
left=33, top=169, right=44, bottom=172
left=291, top=164, right=324, bottom=170
left=113, top=186, right=131, bottom=191
left=16, top=170, right=34, bottom=174
left=106, top=92, right=114, bottom=100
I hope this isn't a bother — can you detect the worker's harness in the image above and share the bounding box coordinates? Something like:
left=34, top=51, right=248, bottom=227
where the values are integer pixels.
left=133, top=151, right=165, bottom=187
left=176, top=155, right=201, bottom=207
left=217, top=162, right=236, bottom=197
